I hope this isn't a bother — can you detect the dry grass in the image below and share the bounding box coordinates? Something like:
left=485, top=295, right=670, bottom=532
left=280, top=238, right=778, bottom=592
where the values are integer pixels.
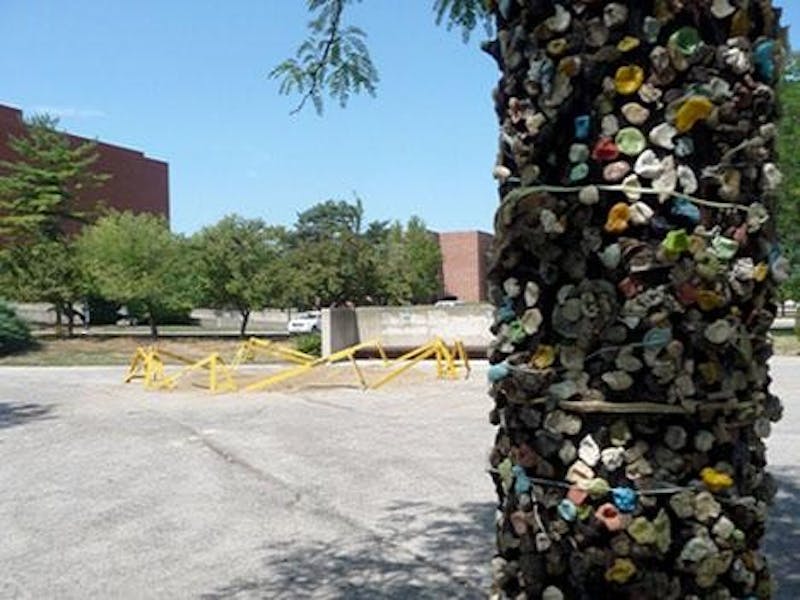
left=2, top=331, right=799, bottom=368
left=771, top=330, right=800, bottom=357
left=0, top=336, right=300, bottom=367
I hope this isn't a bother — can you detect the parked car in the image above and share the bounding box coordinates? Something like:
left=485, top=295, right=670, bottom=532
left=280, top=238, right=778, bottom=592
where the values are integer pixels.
left=434, top=298, right=464, bottom=307
left=287, top=311, right=321, bottom=334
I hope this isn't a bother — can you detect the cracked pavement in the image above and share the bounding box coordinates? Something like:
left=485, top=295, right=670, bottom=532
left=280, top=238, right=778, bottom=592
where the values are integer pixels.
left=0, top=359, right=797, bottom=598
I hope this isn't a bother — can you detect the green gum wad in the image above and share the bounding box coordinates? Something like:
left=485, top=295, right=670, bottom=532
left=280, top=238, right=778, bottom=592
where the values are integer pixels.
left=697, top=252, right=722, bottom=280
left=712, top=236, right=739, bottom=260
left=662, top=229, right=690, bottom=256
left=628, top=516, right=657, bottom=545
left=507, top=320, right=528, bottom=344
left=670, top=26, right=701, bottom=55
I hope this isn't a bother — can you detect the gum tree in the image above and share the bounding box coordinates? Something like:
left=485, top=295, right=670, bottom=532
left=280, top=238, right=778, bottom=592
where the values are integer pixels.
left=276, top=2, right=787, bottom=597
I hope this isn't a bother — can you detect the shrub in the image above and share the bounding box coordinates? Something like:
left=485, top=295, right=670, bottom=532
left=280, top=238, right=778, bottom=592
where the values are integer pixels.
left=85, top=295, right=122, bottom=326
left=0, top=301, right=34, bottom=355
left=294, top=332, right=321, bottom=357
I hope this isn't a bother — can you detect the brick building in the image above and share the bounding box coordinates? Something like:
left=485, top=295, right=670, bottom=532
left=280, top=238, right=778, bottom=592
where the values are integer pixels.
left=437, top=230, right=493, bottom=303
left=0, top=103, right=169, bottom=231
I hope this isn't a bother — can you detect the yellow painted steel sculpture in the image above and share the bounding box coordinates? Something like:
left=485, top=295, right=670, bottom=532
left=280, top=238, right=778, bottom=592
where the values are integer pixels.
left=124, top=337, right=469, bottom=393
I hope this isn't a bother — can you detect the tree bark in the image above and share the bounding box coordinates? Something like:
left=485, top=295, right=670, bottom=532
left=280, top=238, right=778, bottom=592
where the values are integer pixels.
left=147, top=308, right=158, bottom=339
left=65, top=302, right=75, bottom=338
left=54, top=304, right=63, bottom=338
left=485, top=2, right=784, bottom=598
left=239, top=309, right=250, bottom=338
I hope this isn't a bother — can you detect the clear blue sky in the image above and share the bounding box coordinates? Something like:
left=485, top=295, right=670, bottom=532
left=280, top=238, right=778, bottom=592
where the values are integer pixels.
left=1, top=1, right=798, bottom=235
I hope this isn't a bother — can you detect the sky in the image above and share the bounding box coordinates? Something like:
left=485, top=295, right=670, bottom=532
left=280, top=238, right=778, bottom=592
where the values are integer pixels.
left=1, top=1, right=799, bottom=235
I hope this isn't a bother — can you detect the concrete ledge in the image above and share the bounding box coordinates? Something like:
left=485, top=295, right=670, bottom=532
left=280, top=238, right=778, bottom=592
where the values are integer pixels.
left=323, top=304, right=493, bottom=354
left=323, top=305, right=799, bottom=355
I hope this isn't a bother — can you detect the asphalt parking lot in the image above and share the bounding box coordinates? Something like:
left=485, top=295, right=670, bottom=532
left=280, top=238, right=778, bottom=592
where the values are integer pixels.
left=0, top=359, right=798, bottom=599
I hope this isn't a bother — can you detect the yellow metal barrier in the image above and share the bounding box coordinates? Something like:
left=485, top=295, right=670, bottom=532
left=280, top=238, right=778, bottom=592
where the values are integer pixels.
left=125, top=346, right=236, bottom=393
left=454, top=339, right=471, bottom=378
left=125, top=337, right=468, bottom=394
left=155, top=352, right=238, bottom=393
left=232, top=337, right=316, bottom=368
left=124, top=346, right=165, bottom=388
left=368, top=337, right=470, bottom=389
left=243, top=339, right=388, bottom=392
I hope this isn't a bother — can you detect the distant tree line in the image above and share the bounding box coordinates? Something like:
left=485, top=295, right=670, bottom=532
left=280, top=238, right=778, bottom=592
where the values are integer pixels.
left=777, top=56, right=800, bottom=303
left=0, top=116, right=442, bottom=337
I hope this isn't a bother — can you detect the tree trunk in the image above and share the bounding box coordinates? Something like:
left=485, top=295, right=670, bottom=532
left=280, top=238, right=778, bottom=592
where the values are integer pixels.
left=485, top=2, right=784, bottom=598
left=65, top=302, right=75, bottom=338
left=148, top=310, right=158, bottom=339
left=54, top=304, right=63, bottom=338
left=239, top=309, right=250, bottom=338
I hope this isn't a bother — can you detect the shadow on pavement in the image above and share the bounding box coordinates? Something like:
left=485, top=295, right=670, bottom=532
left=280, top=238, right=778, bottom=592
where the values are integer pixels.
left=199, top=472, right=800, bottom=599
left=201, top=501, right=494, bottom=599
left=767, top=467, right=800, bottom=600
left=0, top=402, right=53, bottom=429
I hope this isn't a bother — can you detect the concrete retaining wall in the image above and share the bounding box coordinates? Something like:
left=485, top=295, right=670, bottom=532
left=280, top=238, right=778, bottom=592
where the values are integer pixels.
left=322, top=304, right=494, bottom=353
left=8, top=303, right=54, bottom=326
left=190, top=308, right=290, bottom=331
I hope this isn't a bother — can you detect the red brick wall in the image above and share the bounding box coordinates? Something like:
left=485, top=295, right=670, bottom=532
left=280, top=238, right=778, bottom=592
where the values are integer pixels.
left=437, top=231, right=494, bottom=303
left=0, top=104, right=169, bottom=234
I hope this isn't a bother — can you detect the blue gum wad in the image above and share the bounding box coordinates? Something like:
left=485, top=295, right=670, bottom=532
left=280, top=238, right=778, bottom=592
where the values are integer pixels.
left=754, top=40, right=777, bottom=82
left=671, top=197, right=701, bottom=223
left=513, top=465, right=532, bottom=495
left=574, top=115, right=591, bottom=140
left=559, top=498, right=578, bottom=521
left=488, top=361, right=511, bottom=383
left=496, top=298, right=516, bottom=324
left=643, top=327, right=672, bottom=350
left=612, top=487, right=639, bottom=513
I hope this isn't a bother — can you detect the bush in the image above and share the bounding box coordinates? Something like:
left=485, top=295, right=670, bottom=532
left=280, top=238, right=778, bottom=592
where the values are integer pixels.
left=86, top=295, right=122, bottom=326
left=126, top=301, right=195, bottom=326
left=0, top=301, right=34, bottom=355
left=294, top=332, right=321, bottom=357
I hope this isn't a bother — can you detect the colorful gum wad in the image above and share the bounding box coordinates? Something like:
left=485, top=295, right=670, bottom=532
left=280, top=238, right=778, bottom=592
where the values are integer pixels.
left=591, top=137, right=620, bottom=162
left=675, top=96, right=714, bottom=132
left=662, top=228, right=690, bottom=257
left=595, top=502, right=625, bottom=531
left=531, top=344, right=556, bottom=369
left=604, top=202, right=631, bottom=234
left=605, top=558, right=637, bottom=584
left=701, top=467, right=734, bottom=493
left=614, top=65, right=645, bottom=95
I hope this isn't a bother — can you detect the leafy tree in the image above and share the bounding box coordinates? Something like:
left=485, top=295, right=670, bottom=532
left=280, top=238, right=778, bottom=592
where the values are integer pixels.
left=374, top=222, right=412, bottom=304
left=374, top=218, right=442, bottom=305
left=289, top=197, right=383, bottom=306
left=0, top=238, right=85, bottom=336
left=0, top=114, right=109, bottom=335
left=77, top=211, right=195, bottom=338
left=784, top=51, right=800, bottom=83
left=0, top=114, right=108, bottom=243
left=778, top=80, right=800, bottom=303
left=295, top=197, right=364, bottom=241
left=271, top=1, right=487, bottom=113
left=193, top=215, right=291, bottom=336
left=404, top=216, right=442, bottom=303
left=269, top=0, right=379, bottom=114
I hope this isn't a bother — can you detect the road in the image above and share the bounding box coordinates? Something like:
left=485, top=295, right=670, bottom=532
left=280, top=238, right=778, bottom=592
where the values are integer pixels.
left=0, top=359, right=797, bottom=599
